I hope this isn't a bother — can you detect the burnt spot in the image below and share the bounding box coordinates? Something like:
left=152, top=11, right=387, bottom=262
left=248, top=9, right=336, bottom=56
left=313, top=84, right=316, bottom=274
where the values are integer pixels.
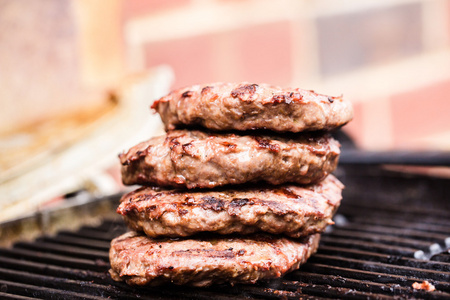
left=182, top=90, right=194, bottom=98
left=328, top=97, right=334, bottom=103
left=237, top=249, right=246, bottom=256
left=290, top=92, right=303, bottom=102
left=220, top=141, right=237, bottom=150
left=118, top=153, right=129, bottom=165
left=119, top=148, right=149, bottom=165
left=214, top=249, right=236, bottom=259
left=118, top=206, right=132, bottom=215
left=184, top=196, right=195, bottom=205
left=257, top=200, right=290, bottom=215
left=200, top=196, right=225, bottom=211
left=277, top=187, right=300, bottom=199
left=230, top=198, right=253, bottom=207
left=228, top=198, right=255, bottom=216
left=253, top=136, right=280, bottom=152
left=178, top=209, right=189, bottom=216
left=201, top=86, right=213, bottom=95
left=230, top=84, right=259, bottom=101
left=181, top=142, right=194, bottom=154
left=173, top=175, right=186, bottom=184
left=133, top=193, right=157, bottom=203
left=168, top=138, right=181, bottom=150
left=273, top=92, right=302, bottom=104
left=134, top=148, right=149, bottom=159
left=120, top=160, right=130, bottom=166
left=272, top=94, right=287, bottom=104
left=290, top=92, right=302, bottom=99
left=146, top=205, right=157, bottom=212
left=304, top=143, right=328, bottom=155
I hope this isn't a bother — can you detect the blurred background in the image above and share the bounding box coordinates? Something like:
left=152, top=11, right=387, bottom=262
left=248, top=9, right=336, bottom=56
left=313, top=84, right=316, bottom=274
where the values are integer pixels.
left=1, top=0, right=450, bottom=222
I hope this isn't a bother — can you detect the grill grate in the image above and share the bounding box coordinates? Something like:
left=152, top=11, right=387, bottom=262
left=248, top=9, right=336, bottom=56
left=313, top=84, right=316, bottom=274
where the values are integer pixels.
left=1, top=166, right=450, bottom=299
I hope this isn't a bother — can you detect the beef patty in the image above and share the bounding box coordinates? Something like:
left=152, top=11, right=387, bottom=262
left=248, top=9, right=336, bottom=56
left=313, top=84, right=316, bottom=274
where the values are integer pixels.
left=118, top=174, right=343, bottom=238
left=119, top=129, right=340, bottom=188
left=109, top=231, right=320, bottom=287
left=152, top=82, right=353, bottom=132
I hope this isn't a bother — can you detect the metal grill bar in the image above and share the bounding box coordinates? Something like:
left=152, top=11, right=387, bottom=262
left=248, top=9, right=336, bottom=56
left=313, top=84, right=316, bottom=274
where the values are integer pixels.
left=338, top=206, right=450, bottom=227
left=13, top=240, right=109, bottom=260
left=0, top=249, right=106, bottom=272
left=432, top=254, right=450, bottom=263
left=37, top=235, right=111, bottom=250
left=325, top=228, right=440, bottom=249
left=332, top=224, right=450, bottom=241
left=320, top=236, right=419, bottom=256
left=0, top=279, right=105, bottom=300
left=345, top=218, right=450, bottom=235
left=318, top=246, right=450, bottom=271
left=0, top=292, right=38, bottom=300
left=307, top=255, right=450, bottom=282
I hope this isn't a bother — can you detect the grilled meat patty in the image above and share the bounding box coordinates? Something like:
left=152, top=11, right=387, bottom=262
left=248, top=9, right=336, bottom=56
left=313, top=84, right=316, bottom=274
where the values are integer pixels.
left=119, top=129, right=340, bottom=188
left=118, top=175, right=343, bottom=238
left=152, top=82, right=353, bottom=132
left=109, top=231, right=320, bottom=287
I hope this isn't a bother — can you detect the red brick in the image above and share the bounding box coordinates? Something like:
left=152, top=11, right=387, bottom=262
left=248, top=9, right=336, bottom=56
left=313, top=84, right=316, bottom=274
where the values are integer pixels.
left=144, top=21, right=293, bottom=89
left=391, top=80, right=450, bottom=148
left=232, top=21, right=293, bottom=86
left=122, top=0, right=190, bottom=20
left=342, top=101, right=364, bottom=148
left=184, top=21, right=293, bottom=86
left=144, top=34, right=217, bottom=88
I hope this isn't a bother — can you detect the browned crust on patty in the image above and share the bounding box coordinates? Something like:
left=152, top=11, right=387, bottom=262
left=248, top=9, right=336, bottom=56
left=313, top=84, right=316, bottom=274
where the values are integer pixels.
left=109, top=231, right=320, bottom=287
left=118, top=175, right=343, bottom=238
left=119, top=129, right=340, bottom=189
left=152, top=82, right=353, bottom=132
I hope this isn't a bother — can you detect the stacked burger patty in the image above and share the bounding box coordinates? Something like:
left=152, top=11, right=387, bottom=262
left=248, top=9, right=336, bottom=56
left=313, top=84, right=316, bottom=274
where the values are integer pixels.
left=109, top=82, right=353, bottom=287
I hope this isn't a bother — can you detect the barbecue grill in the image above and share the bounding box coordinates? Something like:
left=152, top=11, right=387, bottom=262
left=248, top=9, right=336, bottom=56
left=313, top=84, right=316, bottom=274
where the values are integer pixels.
left=0, top=161, right=449, bottom=299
